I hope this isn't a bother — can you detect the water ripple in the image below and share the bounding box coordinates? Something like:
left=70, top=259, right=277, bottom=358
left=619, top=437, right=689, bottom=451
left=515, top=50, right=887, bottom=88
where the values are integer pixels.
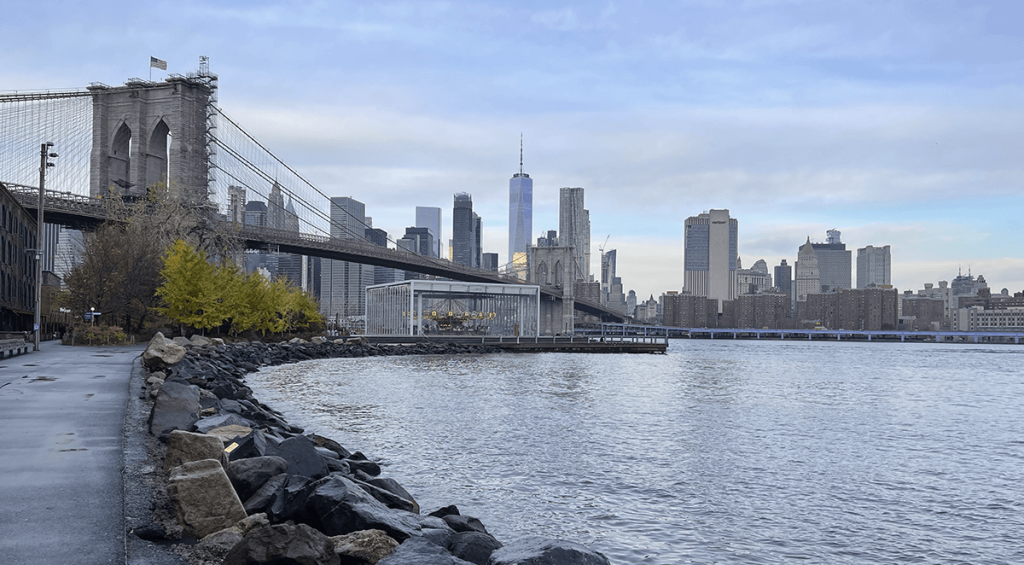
left=245, top=341, right=1024, bottom=564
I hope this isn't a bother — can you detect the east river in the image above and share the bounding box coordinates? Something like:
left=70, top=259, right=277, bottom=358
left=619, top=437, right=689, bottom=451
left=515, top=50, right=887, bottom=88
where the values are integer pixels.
left=245, top=340, right=1024, bottom=564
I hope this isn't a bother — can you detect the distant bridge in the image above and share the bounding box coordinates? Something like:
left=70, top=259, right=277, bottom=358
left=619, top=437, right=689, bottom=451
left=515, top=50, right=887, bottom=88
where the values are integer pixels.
left=593, top=323, right=1024, bottom=344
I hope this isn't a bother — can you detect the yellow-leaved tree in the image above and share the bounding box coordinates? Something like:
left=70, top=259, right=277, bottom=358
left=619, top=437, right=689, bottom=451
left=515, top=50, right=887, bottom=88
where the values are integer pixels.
left=156, top=240, right=221, bottom=334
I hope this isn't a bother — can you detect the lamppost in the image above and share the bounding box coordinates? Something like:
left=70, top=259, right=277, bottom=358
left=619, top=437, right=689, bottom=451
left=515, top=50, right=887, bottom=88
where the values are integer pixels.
left=34, top=142, right=57, bottom=352
left=91, top=307, right=95, bottom=328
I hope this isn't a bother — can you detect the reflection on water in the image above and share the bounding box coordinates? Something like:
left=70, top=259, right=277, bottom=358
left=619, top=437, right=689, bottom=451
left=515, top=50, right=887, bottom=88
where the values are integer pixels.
left=246, top=340, right=1024, bottom=564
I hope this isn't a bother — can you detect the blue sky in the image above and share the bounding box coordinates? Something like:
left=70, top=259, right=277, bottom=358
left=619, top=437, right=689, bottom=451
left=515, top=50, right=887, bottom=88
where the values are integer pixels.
left=3, top=0, right=1023, bottom=298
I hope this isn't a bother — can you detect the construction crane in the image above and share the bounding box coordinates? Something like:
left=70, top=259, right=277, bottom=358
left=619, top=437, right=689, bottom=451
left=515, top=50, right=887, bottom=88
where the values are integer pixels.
left=598, top=234, right=610, bottom=254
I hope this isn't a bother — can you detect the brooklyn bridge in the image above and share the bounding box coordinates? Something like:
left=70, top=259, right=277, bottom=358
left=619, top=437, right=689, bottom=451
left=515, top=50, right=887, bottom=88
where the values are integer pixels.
left=0, top=67, right=625, bottom=331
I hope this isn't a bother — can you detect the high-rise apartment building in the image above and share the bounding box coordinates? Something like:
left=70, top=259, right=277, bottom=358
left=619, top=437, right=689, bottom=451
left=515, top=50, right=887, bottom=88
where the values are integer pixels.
left=508, top=142, right=532, bottom=279
left=558, top=187, right=589, bottom=281
left=811, top=229, right=851, bottom=291
left=415, top=206, right=442, bottom=258
left=794, top=237, right=821, bottom=304
left=857, top=245, right=891, bottom=288
left=321, top=197, right=373, bottom=322
left=774, top=259, right=792, bottom=296
left=683, top=209, right=738, bottom=305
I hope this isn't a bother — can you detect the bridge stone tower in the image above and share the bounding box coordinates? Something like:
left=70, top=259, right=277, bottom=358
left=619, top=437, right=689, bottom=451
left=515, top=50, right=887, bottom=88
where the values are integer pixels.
left=88, top=75, right=214, bottom=203
left=530, top=245, right=576, bottom=335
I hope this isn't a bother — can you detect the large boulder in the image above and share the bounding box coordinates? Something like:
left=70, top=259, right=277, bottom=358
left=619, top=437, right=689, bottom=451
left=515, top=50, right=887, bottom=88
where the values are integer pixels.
left=353, top=478, right=419, bottom=514
left=227, top=429, right=269, bottom=461
left=486, top=538, right=611, bottom=565
left=223, top=523, right=340, bottom=565
left=243, top=473, right=289, bottom=516
left=331, top=529, right=399, bottom=564
left=148, top=379, right=201, bottom=440
left=267, top=435, right=329, bottom=479
left=304, top=475, right=421, bottom=541
left=227, top=456, right=289, bottom=501
left=166, top=459, right=248, bottom=539
left=449, top=531, right=502, bottom=565
left=376, top=537, right=474, bottom=565
left=190, top=334, right=212, bottom=346
left=164, top=430, right=225, bottom=471
left=142, top=332, right=186, bottom=370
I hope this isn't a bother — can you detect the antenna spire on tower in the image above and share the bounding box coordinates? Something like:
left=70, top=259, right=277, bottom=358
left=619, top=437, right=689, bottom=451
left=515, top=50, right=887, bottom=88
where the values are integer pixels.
left=519, top=133, right=524, bottom=175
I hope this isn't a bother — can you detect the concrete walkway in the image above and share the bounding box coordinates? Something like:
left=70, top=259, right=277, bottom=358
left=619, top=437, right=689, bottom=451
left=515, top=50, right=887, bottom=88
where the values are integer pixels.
left=0, top=340, right=145, bottom=564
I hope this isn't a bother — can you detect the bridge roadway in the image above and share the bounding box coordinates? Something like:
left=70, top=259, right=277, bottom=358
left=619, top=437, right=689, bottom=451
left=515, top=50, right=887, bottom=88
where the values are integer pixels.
left=5, top=183, right=624, bottom=322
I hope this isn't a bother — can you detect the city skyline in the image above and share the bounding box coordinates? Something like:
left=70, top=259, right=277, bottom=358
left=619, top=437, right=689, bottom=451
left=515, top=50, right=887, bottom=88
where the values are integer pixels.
left=3, top=1, right=1023, bottom=298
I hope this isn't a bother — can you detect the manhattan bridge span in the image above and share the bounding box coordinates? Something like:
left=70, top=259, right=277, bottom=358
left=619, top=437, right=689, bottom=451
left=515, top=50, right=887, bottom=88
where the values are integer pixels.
left=0, top=65, right=625, bottom=331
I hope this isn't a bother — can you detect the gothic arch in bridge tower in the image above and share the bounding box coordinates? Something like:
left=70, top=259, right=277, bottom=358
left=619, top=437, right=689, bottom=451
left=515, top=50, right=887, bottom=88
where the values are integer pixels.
left=537, top=261, right=548, bottom=285
left=146, top=118, right=170, bottom=190
left=89, top=77, right=213, bottom=203
left=108, top=122, right=132, bottom=193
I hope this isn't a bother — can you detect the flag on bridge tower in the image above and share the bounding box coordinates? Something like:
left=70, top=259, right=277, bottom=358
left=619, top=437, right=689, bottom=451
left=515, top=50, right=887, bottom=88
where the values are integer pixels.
left=150, top=56, right=167, bottom=70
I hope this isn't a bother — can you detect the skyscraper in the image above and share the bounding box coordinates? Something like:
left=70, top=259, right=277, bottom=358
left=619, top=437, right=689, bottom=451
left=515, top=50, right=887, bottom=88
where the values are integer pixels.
left=683, top=209, right=738, bottom=306
left=857, top=245, right=891, bottom=288
left=415, top=206, right=442, bottom=258
left=321, top=197, right=373, bottom=322
left=452, top=193, right=479, bottom=267
left=558, top=187, right=589, bottom=281
left=811, top=229, right=851, bottom=291
left=508, top=139, right=532, bottom=279
left=794, top=237, right=821, bottom=304
left=774, top=259, right=792, bottom=296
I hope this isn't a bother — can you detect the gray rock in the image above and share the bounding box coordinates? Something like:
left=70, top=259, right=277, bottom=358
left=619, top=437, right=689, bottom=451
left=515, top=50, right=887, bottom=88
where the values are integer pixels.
left=267, top=434, right=329, bottom=479
left=332, top=529, right=399, bottom=564
left=148, top=379, right=201, bottom=440
left=166, top=459, right=248, bottom=539
left=164, top=430, right=225, bottom=471
left=354, top=478, right=419, bottom=514
left=377, top=537, right=474, bottom=565
left=243, top=473, right=288, bottom=516
left=223, top=523, right=340, bottom=565
left=194, top=412, right=255, bottom=434
left=227, top=456, right=289, bottom=501
left=142, top=332, right=187, bottom=370
left=306, top=475, right=421, bottom=541
left=358, top=476, right=418, bottom=513
left=227, top=428, right=268, bottom=461
left=449, top=531, right=502, bottom=565
left=172, top=336, right=192, bottom=347
left=317, top=446, right=341, bottom=460
left=198, top=529, right=244, bottom=555
left=443, top=514, right=488, bottom=535
left=207, top=424, right=255, bottom=444
left=190, top=334, right=212, bottom=346
left=486, top=537, right=611, bottom=565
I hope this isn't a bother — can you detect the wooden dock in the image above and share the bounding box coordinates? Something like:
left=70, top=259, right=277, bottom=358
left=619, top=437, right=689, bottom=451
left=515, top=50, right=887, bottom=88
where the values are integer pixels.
left=365, top=335, right=668, bottom=354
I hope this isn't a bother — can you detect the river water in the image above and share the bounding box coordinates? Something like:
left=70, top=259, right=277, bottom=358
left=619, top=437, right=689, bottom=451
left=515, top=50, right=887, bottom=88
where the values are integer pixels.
left=245, top=340, right=1024, bottom=564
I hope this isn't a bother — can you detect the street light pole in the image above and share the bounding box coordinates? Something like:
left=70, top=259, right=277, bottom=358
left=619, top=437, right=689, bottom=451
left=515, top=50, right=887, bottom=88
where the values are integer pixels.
left=34, top=142, right=56, bottom=352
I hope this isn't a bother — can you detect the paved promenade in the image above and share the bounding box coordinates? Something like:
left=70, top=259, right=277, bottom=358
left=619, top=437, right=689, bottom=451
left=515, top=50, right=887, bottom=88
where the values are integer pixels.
left=0, top=341, right=145, bottom=564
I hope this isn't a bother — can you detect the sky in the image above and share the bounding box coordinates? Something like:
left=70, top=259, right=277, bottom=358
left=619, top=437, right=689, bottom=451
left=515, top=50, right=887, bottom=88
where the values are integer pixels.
left=3, top=0, right=1023, bottom=299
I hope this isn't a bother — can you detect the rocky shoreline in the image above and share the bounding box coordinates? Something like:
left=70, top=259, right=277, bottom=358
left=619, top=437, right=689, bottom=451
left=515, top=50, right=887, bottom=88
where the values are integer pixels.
left=128, top=333, right=612, bottom=565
